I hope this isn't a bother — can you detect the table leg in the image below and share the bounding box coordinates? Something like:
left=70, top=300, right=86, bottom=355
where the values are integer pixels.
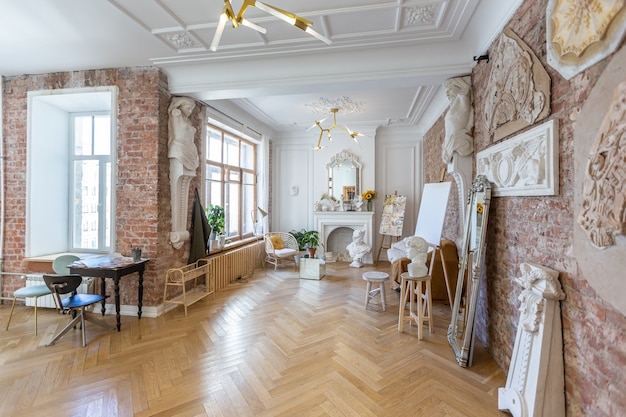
left=138, top=270, right=144, bottom=319
left=100, top=277, right=107, bottom=316
left=114, top=277, right=121, bottom=331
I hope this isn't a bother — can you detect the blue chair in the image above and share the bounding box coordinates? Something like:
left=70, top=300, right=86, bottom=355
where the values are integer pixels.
left=5, top=279, right=52, bottom=335
left=43, top=274, right=114, bottom=347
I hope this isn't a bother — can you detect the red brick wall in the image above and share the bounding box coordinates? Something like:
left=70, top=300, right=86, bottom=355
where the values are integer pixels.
left=423, top=0, right=626, bottom=414
left=1, top=68, right=201, bottom=307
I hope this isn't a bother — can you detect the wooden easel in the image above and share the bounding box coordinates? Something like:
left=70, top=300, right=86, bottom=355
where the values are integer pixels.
left=375, top=234, right=400, bottom=265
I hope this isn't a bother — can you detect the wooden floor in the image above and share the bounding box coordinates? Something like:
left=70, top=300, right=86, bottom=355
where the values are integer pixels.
left=0, top=262, right=508, bottom=417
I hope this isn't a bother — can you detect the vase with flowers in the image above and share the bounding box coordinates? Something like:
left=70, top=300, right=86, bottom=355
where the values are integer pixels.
left=362, top=190, right=377, bottom=211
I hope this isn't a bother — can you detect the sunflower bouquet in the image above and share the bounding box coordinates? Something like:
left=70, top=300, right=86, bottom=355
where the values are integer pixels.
left=361, top=190, right=377, bottom=201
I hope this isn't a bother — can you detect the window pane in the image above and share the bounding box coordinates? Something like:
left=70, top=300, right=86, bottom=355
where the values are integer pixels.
left=224, top=135, right=239, bottom=166
left=105, top=162, right=111, bottom=248
left=242, top=171, right=254, bottom=185
left=243, top=183, right=254, bottom=236
left=241, top=142, right=254, bottom=169
left=228, top=169, right=240, bottom=182
left=74, top=116, right=94, bottom=155
left=206, top=164, right=221, bottom=181
left=73, top=160, right=100, bottom=249
left=225, top=183, right=240, bottom=238
left=93, top=115, right=111, bottom=155
left=207, top=129, right=222, bottom=162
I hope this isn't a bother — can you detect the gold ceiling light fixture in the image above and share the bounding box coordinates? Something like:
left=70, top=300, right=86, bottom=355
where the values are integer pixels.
left=306, top=97, right=366, bottom=150
left=210, top=0, right=332, bottom=51
left=308, top=108, right=365, bottom=150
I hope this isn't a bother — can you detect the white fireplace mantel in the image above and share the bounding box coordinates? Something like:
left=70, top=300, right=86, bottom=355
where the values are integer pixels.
left=314, top=211, right=375, bottom=264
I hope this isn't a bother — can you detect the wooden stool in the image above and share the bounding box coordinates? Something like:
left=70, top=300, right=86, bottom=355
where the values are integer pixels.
left=362, top=271, right=390, bottom=311
left=398, top=272, right=433, bottom=340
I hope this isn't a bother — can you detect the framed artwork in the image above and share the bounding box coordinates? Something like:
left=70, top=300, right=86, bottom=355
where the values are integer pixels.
left=379, top=195, right=407, bottom=236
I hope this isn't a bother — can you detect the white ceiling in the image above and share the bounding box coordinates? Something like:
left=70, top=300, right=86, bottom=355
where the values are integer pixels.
left=0, top=0, right=522, bottom=136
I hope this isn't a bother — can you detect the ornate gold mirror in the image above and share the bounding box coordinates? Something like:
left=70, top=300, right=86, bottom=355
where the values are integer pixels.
left=327, top=150, right=361, bottom=208
left=448, top=175, right=492, bottom=367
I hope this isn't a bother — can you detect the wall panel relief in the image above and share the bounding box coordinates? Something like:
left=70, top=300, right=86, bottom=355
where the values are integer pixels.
left=547, top=0, right=626, bottom=80
left=484, top=29, right=551, bottom=142
left=574, top=43, right=626, bottom=316
left=477, top=120, right=559, bottom=197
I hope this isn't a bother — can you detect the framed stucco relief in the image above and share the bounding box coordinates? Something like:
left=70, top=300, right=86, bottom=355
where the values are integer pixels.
left=574, top=44, right=626, bottom=316
left=484, top=28, right=551, bottom=142
left=547, top=0, right=626, bottom=80
left=477, top=119, right=559, bottom=197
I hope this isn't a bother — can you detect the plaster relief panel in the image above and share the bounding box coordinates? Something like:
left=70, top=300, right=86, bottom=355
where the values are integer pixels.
left=578, top=80, right=626, bottom=249
left=547, top=0, right=626, bottom=80
left=484, top=29, right=551, bottom=142
left=574, top=44, right=626, bottom=316
left=477, top=120, right=559, bottom=197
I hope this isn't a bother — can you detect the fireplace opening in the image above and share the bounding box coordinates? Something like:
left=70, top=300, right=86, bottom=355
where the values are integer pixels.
left=326, top=227, right=354, bottom=262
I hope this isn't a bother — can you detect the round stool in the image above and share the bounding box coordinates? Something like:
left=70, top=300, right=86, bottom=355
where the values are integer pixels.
left=398, top=272, right=433, bottom=340
left=362, top=271, right=390, bottom=311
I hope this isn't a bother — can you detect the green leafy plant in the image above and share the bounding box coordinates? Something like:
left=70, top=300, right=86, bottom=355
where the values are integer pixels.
left=290, top=229, right=307, bottom=251
left=206, top=204, right=225, bottom=236
left=290, top=229, right=320, bottom=250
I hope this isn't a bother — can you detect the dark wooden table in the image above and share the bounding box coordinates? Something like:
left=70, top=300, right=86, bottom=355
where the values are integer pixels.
left=69, top=259, right=149, bottom=331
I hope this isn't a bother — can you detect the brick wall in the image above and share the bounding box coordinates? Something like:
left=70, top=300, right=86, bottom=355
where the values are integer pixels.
left=423, top=0, right=626, bottom=414
left=1, top=68, right=201, bottom=307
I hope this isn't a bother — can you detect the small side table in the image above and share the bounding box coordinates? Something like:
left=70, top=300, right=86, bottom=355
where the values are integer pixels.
left=362, top=271, right=390, bottom=311
left=299, top=258, right=326, bottom=280
left=398, top=272, right=433, bottom=340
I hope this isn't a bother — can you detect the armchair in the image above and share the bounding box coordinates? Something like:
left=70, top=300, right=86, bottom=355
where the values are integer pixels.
left=264, top=232, right=299, bottom=270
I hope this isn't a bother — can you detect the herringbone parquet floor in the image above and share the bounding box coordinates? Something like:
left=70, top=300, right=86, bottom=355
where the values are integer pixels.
left=0, top=262, right=507, bottom=416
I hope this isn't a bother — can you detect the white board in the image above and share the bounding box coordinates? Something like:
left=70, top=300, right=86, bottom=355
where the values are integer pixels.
left=414, top=182, right=452, bottom=246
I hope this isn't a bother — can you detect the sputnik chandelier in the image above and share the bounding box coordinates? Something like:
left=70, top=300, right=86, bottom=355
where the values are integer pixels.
left=306, top=97, right=366, bottom=150
left=211, top=0, right=331, bottom=51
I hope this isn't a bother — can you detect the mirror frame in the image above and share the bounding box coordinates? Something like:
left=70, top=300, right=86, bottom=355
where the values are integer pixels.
left=447, top=175, right=492, bottom=367
left=327, top=150, right=362, bottom=203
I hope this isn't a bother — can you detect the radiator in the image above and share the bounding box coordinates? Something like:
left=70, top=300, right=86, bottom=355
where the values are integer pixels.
left=25, top=275, right=94, bottom=308
left=200, top=241, right=264, bottom=291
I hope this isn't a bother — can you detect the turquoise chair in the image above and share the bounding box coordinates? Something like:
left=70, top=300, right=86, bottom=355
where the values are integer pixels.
left=5, top=280, right=52, bottom=335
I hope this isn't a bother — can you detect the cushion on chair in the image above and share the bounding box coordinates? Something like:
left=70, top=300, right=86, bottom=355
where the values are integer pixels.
left=14, top=284, right=51, bottom=298
left=269, top=235, right=285, bottom=249
left=275, top=248, right=297, bottom=258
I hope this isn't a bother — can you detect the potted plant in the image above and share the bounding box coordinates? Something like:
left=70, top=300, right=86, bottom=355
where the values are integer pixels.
left=301, top=230, right=320, bottom=258
left=206, top=204, right=225, bottom=249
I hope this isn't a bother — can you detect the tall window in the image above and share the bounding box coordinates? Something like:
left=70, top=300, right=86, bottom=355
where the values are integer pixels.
left=70, top=113, right=112, bottom=251
left=205, top=124, right=257, bottom=242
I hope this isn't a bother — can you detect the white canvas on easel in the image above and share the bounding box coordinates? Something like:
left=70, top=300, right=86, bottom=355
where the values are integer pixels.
left=415, top=182, right=452, bottom=246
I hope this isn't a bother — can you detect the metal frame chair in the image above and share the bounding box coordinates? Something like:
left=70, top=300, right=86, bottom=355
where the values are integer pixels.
left=5, top=280, right=51, bottom=335
left=43, top=274, right=114, bottom=347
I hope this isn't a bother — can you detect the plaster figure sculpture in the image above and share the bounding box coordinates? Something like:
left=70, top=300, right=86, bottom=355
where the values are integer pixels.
left=354, top=195, right=364, bottom=211
left=168, top=96, right=198, bottom=249
left=442, top=76, right=474, bottom=164
left=406, top=235, right=429, bottom=278
left=347, top=229, right=371, bottom=268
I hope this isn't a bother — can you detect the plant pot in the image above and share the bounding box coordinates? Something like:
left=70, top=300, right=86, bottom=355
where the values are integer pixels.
left=307, top=247, right=317, bottom=258
left=367, top=200, right=373, bottom=211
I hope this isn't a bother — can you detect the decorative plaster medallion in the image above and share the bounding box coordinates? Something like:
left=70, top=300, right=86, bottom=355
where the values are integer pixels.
left=161, top=32, right=202, bottom=50
left=477, top=119, right=559, bottom=197
left=547, top=0, right=626, bottom=80
left=484, top=29, right=551, bottom=142
left=306, top=96, right=365, bottom=115
left=578, top=80, right=626, bottom=248
left=574, top=43, right=626, bottom=316
left=405, top=4, right=438, bottom=26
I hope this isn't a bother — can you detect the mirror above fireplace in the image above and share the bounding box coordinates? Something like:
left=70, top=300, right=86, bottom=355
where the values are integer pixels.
left=327, top=150, right=362, bottom=206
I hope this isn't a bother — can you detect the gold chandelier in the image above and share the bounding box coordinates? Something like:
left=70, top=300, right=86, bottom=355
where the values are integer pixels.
left=211, top=0, right=332, bottom=51
left=309, top=108, right=364, bottom=150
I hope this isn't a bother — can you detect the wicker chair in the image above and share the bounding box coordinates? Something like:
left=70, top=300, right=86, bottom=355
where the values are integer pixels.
left=264, top=232, right=299, bottom=270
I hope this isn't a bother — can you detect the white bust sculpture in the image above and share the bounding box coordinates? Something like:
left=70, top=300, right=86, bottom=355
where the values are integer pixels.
left=346, top=229, right=371, bottom=268
left=442, top=76, right=474, bottom=164
left=406, top=236, right=429, bottom=277
left=168, top=96, right=199, bottom=171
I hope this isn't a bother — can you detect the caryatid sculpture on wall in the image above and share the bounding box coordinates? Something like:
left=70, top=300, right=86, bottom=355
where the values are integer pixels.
left=168, top=96, right=199, bottom=249
left=442, top=75, right=474, bottom=164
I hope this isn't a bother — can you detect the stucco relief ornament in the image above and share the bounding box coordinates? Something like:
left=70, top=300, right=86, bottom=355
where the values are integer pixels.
left=547, top=0, right=626, bottom=79
left=484, top=29, right=551, bottom=142
left=577, top=79, right=626, bottom=249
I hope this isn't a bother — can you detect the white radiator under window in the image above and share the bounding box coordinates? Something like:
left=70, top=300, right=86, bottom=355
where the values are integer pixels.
left=25, top=275, right=94, bottom=308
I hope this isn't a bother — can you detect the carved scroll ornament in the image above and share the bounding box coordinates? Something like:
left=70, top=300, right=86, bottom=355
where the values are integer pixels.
left=484, top=29, right=551, bottom=142
left=577, top=80, right=626, bottom=249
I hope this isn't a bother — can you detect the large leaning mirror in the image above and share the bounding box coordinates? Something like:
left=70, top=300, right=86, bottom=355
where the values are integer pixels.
left=327, top=150, right=362, bottom=209
left=448, top=175, right=492, bottom=367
